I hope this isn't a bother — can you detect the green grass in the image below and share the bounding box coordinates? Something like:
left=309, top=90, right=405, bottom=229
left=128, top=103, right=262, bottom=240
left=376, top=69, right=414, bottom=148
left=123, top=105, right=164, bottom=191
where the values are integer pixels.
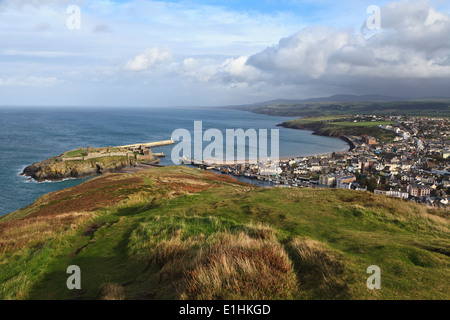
left=288, top=116, right=347, bottom=124
left=63, top=147, right=121, bottom=159
left=332, top=121, right=394, bottom=127
left=0, top=167, right=449, bottom=300
left=282, top=117, right=396, bottom=142
left=64, top=149, right=86, bottom=158
left=238, top=100, right=450, bottom=118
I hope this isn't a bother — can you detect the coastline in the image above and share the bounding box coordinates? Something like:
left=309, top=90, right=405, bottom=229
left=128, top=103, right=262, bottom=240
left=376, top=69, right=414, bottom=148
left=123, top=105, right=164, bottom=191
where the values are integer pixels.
left=276, top=122, right=356, bottom=156
left=277, top=133, right=353, bottom=161
left=4, top=107, right=350, bottom=216
left=18, top=112, right=353, bottom=182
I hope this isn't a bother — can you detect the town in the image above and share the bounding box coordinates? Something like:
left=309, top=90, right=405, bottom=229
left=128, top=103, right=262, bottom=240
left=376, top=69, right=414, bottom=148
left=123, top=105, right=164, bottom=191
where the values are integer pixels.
left=186, top=115, right=450, bottom=207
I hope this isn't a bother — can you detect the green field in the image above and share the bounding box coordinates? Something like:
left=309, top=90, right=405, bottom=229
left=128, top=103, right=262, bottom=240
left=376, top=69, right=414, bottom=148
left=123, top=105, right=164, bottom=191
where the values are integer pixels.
left=63, top=147, right=122, bottom=158
left=1, top=166, right=448, bottom=300
left=237, top=100, right=450, bottom=118
left=285, top=115, right=347, bottom=124
left=64, top=149, right=87, bottom=158
left=332, top=121, right=394, bottom=127
left=281, top=117, right=396, bottom=142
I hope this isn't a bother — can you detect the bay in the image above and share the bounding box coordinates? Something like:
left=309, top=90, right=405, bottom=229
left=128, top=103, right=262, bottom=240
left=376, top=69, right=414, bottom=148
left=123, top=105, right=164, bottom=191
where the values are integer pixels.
left=0, top=107, right=348, bottom=216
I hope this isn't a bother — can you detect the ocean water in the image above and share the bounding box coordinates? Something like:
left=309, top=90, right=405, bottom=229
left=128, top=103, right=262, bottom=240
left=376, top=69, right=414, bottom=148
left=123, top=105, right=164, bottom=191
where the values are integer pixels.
left=0, top=107, right=348, bottom=216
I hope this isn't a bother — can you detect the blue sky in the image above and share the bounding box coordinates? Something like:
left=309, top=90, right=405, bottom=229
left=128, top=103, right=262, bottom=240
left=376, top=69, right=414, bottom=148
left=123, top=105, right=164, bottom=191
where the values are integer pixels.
left=0, top=0, right=450, bottom=107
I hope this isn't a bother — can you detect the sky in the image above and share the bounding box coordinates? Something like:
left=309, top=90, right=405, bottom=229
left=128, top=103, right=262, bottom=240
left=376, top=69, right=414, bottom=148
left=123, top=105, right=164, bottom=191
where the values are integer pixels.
left=0, top=0, right=450, bottom=107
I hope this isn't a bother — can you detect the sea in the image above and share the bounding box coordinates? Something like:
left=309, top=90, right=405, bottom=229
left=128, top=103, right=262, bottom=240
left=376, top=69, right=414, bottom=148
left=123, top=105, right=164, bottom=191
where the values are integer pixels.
left=0, top=107, right=348, bottom=216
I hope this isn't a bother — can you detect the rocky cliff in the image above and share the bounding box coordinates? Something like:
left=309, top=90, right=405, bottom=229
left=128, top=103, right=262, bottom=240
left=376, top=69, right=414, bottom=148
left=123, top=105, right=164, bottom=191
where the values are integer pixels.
left=279, top=119, right=396, bottom=142
left=21, top=156, right=144, bottom=182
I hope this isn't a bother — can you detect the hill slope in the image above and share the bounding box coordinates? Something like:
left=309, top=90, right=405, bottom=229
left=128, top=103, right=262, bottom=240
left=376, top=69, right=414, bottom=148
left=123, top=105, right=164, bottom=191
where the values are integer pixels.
left=231, top=100, right=450, bottom=117
left=279, top=116, right=396, bottom=142
left=0, top=167, right=449, bottom=300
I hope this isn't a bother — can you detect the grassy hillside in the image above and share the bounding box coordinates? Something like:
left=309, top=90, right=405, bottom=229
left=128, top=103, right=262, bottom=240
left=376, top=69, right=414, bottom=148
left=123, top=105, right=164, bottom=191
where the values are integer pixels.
left=235, top=101, right=450, bottom=118
left=0, top=166, right=449, bottom=300
left=281, top=117, right=396, bottom=142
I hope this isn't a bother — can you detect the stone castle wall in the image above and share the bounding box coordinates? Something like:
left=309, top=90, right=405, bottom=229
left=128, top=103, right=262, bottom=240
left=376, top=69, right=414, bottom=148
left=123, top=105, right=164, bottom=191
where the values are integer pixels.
left=62, top=152, right=132, bottom=162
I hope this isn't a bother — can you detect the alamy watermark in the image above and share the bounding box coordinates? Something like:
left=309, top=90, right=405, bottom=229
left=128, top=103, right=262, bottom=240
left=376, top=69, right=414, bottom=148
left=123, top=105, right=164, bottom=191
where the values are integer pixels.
left=66, top=265, right=81, bottom=290
left=171, top=121, right=280, bottom=165
left=66, top=5, right=81, bottom=30
left=366, top=265, right=381, bottom=290
left=64, top=5, right=380, bottom=32
left=366, top=5, right=381, bottom=30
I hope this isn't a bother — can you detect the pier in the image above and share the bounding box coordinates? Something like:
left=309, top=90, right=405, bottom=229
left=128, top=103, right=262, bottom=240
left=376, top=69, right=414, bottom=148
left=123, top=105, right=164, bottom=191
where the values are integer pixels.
left=117, top=140, right=175, bottom=149
left=180, top=157, right=274, bottom=166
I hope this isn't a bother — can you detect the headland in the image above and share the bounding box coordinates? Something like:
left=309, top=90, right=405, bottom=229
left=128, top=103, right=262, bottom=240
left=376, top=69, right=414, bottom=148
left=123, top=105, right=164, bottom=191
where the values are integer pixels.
left=21, top=140, right=174, bottom=182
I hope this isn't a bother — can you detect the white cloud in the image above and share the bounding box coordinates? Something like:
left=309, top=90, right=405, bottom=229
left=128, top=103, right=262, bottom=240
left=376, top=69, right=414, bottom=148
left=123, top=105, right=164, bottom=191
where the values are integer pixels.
left=178, top=55, right=264, bottom=85
left=0, top=76, right=60, bottom=87
left=1, top=49, right=77, bottom=58
left=1, top=0, right=450, bottom=106
left=248, top=26, right=356, bottom=79
left=181, top=57, right=218, bottom=82
left=219, top=56, right=265, bottom=84
left=124, top=47, right=173, bottom=72
left=244, top=0, right=450, bottom=93
left=0, top=0, right=67, bottom=10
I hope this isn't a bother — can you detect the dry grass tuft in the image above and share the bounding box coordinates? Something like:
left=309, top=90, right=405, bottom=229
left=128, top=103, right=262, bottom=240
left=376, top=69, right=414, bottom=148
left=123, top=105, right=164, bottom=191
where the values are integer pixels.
left=288, top=237, right=350, bottom=299
left=0, top=211, right=95, bottom=253
left=98, top=283, right=126, bottom=300
left=290, top=238, right=343, bottom=278
left=135, top=219, right=299, bottom=300
left=181, top=232, right=298, bottom=300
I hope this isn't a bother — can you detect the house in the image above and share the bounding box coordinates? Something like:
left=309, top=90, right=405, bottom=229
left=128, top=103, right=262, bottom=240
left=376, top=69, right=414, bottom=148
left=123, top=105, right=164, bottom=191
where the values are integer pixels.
left=408, top=184, right=431, bottom=197
left=362, top=135, right=377, bottom=145
left=388, top=188, right=410, bottom=200
left=319, top=174, right=336, bottom=187
left=309, top=164, right=323, bottom=172
left=336, top=175, right=357, bottom=189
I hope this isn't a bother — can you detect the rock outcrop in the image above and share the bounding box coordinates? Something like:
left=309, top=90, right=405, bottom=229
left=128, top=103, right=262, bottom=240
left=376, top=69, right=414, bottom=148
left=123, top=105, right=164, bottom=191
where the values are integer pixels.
left=21, top=156, right=146, bottom=182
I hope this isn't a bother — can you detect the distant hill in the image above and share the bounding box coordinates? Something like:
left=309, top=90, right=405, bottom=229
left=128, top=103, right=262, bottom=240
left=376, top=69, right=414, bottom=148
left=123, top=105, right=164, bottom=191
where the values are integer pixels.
left=229, top=94, right=405, bottom=109
left=228, top=94, right=450, bottom=118
left=279, top=116, right=396, bottom=143
left=300, top=94, right=404, bottom=103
